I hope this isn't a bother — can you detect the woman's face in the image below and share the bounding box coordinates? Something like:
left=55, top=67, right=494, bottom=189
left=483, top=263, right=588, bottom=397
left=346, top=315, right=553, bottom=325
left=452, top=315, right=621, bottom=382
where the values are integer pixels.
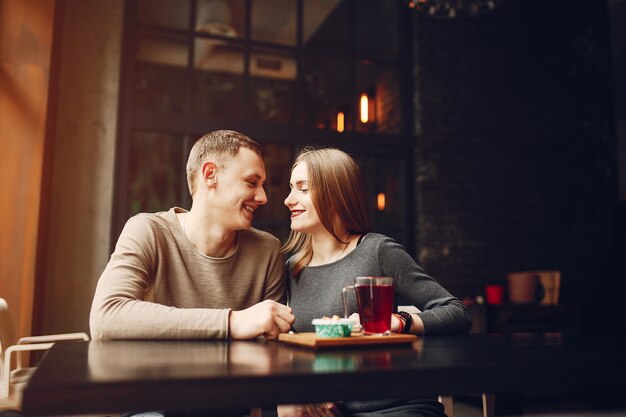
left=284, top=162, right=324, bottom=234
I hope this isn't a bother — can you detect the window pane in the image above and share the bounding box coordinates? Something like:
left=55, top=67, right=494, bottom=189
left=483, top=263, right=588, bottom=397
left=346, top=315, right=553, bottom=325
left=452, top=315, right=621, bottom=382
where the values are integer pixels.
left=134, top=35, right=189, bottom=114
left=133, top=63, right=188, bottom=114
left=127, top=131, right=185, bottom=218
left=137, top=35, right=188, bottom=67
left=138, top=0, right=190, bottom=30
left=248, top=50, right=296, bottom=124
left=192, top=70, right=244, bottom=119
left=196, top=0, right=245, bottom=39
left=355, top=62, right=401, bottom=135
left=355, top=0, right=399, bottom=61
left=302, top=53, right=353, bottom=131
left=252, top=0, right=296, bottom=46
left=192, top=39, right=244, bottom=120
left=194, top=39, right=244, bottom=74
left=303, top=0, right=350, bottom=52
left=252, top=143, right=294, bottom=242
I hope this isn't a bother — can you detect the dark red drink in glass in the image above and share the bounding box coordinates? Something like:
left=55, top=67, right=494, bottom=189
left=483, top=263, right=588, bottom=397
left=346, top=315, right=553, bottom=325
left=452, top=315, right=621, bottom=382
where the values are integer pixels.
left=354, top=277, right=394, bottom=335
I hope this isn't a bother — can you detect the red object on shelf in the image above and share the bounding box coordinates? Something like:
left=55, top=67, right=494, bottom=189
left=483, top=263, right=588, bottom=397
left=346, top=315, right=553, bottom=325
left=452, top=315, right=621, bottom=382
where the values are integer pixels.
left=485, top=285, right=504, bottom=305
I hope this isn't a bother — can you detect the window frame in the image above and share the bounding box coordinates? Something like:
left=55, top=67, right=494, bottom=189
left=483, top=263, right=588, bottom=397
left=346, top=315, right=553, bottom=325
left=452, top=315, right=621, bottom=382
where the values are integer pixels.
left=112, top=0, right=416, bottom=253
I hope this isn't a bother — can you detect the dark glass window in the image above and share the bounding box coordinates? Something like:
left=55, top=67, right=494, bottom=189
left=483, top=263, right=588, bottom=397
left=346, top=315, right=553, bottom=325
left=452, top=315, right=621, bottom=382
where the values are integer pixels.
left=127, top=131, right=186, bottom=219
left=302, top=53, right=353, bottom=131
left=138, top=0, right=190, bottom=30
left=115, top=0, right=412, bottom=249
left=133, top=35, right=189, bottom=114
left=248, top=49, right=296, bottom=124
left=192, top=70, right=244, bottom=120
left=192, top=39, right=245, bottom=120
left=196, top=0, right=246, bottom=38
left=252, top=0, right=297, bottom=46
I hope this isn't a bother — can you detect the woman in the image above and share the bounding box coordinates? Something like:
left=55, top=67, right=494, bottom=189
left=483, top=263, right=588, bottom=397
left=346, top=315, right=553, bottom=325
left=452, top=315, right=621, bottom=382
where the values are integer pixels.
left=279, top=148, right=472, bottom=417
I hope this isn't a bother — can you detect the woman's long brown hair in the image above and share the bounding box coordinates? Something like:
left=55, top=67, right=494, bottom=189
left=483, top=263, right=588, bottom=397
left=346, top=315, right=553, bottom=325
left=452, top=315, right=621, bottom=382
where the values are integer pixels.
left=281, top=148, right=371, bottom=277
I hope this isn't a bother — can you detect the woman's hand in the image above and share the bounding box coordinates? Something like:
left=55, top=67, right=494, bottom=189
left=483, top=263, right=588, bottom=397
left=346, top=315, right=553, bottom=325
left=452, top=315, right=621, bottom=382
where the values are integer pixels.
left=352, top=312, right=423, bottom=333
left=277, top=403, right=343, bottom=417
left=391, top=313, right=403, bottom=333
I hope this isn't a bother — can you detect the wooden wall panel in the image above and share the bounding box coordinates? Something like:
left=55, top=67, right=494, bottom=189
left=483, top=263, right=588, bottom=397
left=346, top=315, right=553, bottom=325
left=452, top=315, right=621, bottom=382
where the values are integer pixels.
left=0, top=0, right=55, bottom=339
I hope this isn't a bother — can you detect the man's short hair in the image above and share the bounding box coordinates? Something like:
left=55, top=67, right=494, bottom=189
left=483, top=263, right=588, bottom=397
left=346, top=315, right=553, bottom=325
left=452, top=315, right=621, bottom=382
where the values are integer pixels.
left=186, top=130, right=262, bottom=196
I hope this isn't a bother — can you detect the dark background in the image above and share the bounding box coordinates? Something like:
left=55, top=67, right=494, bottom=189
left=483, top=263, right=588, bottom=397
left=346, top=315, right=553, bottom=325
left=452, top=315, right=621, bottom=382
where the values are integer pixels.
left=411, top=0, right=626, bottom=336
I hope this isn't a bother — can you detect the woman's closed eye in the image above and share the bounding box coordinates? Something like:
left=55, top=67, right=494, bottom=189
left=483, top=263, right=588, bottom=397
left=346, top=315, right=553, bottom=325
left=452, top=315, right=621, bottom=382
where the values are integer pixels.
left=288, top=184, right=309, bottom=194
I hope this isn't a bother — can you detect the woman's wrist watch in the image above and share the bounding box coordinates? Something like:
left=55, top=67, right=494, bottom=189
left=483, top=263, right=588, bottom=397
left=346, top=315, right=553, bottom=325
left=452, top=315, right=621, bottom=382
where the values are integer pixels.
left=397, top=311, right=413, bottom=334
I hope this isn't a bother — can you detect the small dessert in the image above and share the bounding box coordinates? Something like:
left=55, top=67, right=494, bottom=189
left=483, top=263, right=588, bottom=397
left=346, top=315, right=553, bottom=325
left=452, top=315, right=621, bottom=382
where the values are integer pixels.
left=312, top=315, right=353, bottom=338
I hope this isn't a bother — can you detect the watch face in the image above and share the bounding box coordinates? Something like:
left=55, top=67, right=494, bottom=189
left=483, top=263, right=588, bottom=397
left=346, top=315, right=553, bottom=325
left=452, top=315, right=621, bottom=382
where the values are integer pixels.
left=408, top=0, right=507, bottom=19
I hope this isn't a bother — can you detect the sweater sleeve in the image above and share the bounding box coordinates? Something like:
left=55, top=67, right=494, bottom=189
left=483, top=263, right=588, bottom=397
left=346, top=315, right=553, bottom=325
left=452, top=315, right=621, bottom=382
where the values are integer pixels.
left=89, top=215, right=230, bottom=340
left=378, top=237, right=472, bottom=335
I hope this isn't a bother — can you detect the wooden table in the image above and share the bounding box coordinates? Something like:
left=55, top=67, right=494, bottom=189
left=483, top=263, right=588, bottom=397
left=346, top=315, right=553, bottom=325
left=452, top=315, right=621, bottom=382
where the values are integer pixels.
left=21, top=333, right=626, bottom=416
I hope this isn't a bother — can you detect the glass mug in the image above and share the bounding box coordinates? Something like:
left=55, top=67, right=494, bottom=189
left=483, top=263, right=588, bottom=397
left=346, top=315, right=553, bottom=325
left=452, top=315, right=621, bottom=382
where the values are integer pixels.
left=342, top=276, right=394, bottom=335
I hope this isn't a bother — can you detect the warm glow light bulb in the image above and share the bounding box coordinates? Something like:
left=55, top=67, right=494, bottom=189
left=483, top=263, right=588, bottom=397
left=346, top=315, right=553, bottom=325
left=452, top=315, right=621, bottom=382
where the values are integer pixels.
left=360, top=94, right=369, bottom=123
left=337, top=112, right=345, bottom=133
left=377, top=193, right=386, bottom=211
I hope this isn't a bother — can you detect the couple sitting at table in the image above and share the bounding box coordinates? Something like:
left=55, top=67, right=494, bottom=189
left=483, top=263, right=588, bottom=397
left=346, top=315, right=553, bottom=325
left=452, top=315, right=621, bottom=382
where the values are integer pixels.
left=90, top=130, right=471, bottom=417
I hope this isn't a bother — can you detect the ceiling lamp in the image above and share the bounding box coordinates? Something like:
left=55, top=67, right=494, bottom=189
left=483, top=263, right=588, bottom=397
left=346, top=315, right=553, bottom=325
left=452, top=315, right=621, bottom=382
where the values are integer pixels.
left=407, top=0, right=507, bottom=18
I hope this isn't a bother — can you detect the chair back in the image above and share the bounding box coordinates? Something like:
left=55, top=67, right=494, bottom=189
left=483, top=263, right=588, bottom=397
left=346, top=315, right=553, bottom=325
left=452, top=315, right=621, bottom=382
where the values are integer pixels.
left=0, top=298, right=17, bottom=361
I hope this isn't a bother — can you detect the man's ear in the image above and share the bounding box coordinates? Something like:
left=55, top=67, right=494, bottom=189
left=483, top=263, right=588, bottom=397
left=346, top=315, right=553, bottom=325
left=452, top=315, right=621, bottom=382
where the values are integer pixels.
left=201, top=161, right=218, bottom=187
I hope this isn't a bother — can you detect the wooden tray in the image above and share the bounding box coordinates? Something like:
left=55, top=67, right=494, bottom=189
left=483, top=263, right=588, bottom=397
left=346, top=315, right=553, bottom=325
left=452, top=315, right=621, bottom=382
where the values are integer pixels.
left=278, top=332, right=418, bottom=349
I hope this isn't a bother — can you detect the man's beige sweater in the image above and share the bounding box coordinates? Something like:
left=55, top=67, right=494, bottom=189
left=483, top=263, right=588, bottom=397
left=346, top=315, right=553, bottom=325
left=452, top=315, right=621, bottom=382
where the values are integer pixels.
left=89, top=208, right=286, bottom=340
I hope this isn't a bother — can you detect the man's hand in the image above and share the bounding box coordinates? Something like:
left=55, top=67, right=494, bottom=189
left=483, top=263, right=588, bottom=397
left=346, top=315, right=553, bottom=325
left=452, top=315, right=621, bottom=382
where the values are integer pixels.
left=229, top=300, right=295, bottom=339
left=278, top=403, right=343, bottom=417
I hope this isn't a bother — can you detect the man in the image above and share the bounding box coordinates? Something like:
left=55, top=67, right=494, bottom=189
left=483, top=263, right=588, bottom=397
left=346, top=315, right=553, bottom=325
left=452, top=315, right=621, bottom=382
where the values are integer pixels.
left=90, top=130, right=294, bottom=340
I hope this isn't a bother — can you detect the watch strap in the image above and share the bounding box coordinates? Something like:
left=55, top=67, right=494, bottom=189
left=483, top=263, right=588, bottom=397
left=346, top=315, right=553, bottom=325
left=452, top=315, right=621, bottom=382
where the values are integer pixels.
left=397, top=311, right=413, bottom=334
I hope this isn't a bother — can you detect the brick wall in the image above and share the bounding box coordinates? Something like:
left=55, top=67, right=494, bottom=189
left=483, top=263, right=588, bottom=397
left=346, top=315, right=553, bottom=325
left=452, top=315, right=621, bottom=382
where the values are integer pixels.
left=412, top=0, right=618, bottom=314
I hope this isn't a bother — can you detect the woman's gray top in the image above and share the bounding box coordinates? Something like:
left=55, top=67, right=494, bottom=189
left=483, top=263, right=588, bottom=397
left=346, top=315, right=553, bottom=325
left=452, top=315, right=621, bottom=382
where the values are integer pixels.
left=288, top=233, right=471, bottom=334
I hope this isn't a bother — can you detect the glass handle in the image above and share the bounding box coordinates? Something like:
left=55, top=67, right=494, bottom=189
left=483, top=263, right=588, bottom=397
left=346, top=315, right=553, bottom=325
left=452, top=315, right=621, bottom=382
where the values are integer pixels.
left=341, top=285, right=355, bottom=318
